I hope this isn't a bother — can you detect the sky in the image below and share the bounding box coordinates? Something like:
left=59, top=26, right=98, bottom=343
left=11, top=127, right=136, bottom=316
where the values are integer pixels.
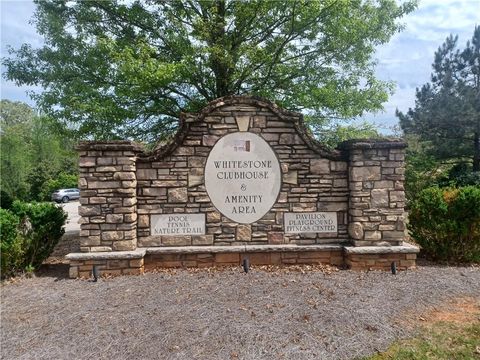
left=1, top=0, right=479, bottom=133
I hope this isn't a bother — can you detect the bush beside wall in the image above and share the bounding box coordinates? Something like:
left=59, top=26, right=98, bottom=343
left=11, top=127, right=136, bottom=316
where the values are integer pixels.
left=0, top=201, right=67, bottom=278
left=408, top=186, right=480, bottom=263
left=0, top=209, right=24, bottom=277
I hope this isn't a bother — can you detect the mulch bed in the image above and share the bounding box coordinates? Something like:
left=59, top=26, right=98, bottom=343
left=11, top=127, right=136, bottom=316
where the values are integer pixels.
left=1, top=262, right=479, bottom=360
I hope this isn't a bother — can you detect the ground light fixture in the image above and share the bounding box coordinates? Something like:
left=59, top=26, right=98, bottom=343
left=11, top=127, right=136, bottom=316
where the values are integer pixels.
left=92, top=265, right=99, bottom=282
left=242, top=258, right=250, bottom=273
left=391, top=262, right=397, bottom=275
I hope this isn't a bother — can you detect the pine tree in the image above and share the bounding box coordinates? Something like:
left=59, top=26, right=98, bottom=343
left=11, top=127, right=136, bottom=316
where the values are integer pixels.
left=398, top=26, right=480, bottom=172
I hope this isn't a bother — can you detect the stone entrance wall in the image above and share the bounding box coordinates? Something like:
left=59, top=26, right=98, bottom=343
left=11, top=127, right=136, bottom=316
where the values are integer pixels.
left=68, top=96, right=418, bottom=278
left=135, top=97, right=350, bottom=247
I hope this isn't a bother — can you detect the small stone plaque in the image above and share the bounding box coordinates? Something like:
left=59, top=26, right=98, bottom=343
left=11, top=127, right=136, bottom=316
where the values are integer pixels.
left=284, top=212, right=337, bottom=234
left=151, top=214, right=205, bottom=236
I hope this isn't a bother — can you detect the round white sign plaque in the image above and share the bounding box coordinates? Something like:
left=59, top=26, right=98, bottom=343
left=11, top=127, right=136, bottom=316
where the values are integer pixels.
left=205, top=132, right=282, bottom=224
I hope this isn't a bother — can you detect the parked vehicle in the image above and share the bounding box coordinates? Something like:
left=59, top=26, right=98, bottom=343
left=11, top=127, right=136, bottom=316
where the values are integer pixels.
left=51, top=188, right=80, bottom=203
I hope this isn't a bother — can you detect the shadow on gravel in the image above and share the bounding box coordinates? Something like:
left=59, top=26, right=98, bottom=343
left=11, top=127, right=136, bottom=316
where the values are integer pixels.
left=35, top=263, right=70, bottom=281
left=416, top=257, right=479, bottom=268
left=38, top=230, right=80, bottom=281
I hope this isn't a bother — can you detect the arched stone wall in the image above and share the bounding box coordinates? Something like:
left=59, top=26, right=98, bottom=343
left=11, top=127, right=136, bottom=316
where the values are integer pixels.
left=68, top=96, right=418, bottom=277
left=135, top=96, right=349, bottom=248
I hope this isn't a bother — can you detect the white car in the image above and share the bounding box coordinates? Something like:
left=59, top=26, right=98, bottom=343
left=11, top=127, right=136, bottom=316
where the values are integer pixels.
left=51, top=188, right=80, bottom=203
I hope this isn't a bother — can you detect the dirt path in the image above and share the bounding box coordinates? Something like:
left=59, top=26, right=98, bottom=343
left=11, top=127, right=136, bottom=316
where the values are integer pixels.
left=1, top=264, right=479, bottom=360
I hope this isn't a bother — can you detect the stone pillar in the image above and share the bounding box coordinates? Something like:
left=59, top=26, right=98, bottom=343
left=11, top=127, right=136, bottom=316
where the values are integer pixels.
left=343, top=140, right=407, bottom=246
left=77, top=141, right=143, bottom=252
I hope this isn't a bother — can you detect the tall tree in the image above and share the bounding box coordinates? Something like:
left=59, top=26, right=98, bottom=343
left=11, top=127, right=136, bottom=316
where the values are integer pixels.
left=3, top=0, right=416, bottom=141
left=1, top=101, right=35, bottom=199
left=0, top=100, right=77, bottom=201
left=0, top=100, right=36, bottom=126
left=398, top=26, right=480, bottom=172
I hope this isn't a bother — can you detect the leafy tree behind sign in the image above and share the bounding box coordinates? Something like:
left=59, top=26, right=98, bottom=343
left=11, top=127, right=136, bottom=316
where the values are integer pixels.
left=3, top=0, right=416, bottom=142
left=0, top=100, right=77, bottom=202
left=398, top=25, right=480, bottom=172
left=314, top=121, right=381, bottom=149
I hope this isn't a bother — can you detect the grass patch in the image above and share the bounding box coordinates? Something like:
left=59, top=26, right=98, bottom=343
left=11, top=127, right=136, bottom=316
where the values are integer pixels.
left=366, top=321, right=480, bottom=360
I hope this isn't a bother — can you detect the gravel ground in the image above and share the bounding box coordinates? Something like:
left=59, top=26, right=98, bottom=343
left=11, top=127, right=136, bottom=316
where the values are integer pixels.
left=1, top=264, right=479, bottom=360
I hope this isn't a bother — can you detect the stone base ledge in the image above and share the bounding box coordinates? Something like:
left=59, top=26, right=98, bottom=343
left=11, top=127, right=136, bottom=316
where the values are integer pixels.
left=344, top=242, right=419, bottom=255
left=66, top=244, right=420, bottom=278
left=67, top=249, right=146, bottom=278
left=66, top=249, right=146, bottom=261
left=145, top=249, right=344, bottom=270
left=345, top=243, right=419, bottom=271
left=143, top=244, right=343, bottom=255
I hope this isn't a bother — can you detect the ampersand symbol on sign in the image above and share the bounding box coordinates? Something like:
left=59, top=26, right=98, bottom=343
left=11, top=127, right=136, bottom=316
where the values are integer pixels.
left=240, top=184, right=247, bottom=191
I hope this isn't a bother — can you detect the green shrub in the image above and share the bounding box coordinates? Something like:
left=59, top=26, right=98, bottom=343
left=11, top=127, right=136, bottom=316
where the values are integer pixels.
left=408, top=186, right=480, bottom=262
left=436, top=163, right=480, bottom=188
left=1, top=201, right=67, bottom=278
left=11, top=201, right=67, bottom=269
left=0, top=209, right=24, bottom=278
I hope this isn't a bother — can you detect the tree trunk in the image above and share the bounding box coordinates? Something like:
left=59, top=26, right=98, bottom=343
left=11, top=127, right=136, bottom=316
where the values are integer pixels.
left=209, top=0, right=230, bottom=98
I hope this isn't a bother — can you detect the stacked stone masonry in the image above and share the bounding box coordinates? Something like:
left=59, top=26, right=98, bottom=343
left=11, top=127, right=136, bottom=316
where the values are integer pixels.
left=346, top=252, right=417, bottom=271
left=70, top=96, right=416, bottom=277
left=342, top=141, right=407, bottom=247
left=69, top=258, right=144, bottom=278
left=77, top=142, right=143, bottom=253
left=135, top=100, right=350, bottom=247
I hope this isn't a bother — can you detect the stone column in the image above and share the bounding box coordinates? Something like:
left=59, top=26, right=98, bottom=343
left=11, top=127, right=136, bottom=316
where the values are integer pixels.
left=77, top=141, right=143, bottom=252
left=343, top=140, right=407, bottom=246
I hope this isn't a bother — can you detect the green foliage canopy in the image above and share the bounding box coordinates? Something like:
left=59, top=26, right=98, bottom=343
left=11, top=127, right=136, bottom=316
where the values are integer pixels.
left=314, top=120, right=381, bottom=149
left=0, top=100, right=33, bottom=199
left=3, top=0, right=416, bottom=141
left=0, top=100, right=77, bottom=201
left=0, top=99, right=35, bottom=126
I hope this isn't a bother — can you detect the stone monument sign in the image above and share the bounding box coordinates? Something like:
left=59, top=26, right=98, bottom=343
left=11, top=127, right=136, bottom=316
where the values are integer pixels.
left=67, top=95, right=418, bottom=278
